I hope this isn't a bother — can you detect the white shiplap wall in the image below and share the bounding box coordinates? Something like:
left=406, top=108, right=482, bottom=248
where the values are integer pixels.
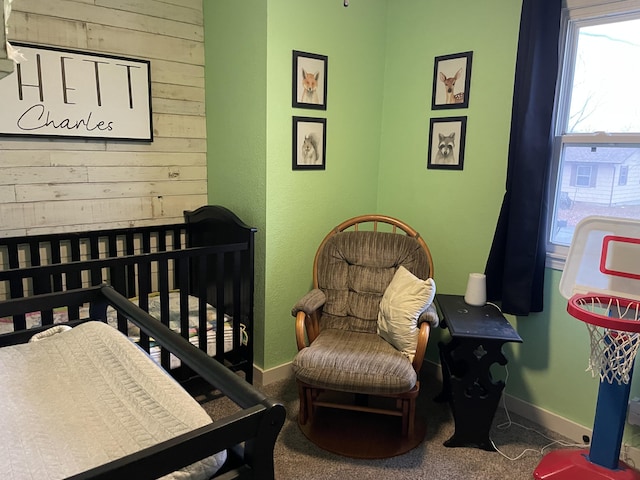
left=0, top=0, right=207, bottom=237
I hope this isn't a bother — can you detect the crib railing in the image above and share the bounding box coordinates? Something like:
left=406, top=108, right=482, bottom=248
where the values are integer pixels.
left=0, top=244, right=251, bottom=375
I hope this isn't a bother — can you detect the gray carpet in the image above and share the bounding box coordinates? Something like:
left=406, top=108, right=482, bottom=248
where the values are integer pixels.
left=194, top=372, right=583, bottom=480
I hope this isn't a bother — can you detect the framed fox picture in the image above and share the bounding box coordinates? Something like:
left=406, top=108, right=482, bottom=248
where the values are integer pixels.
left=292, top=50, right=328, bottom=110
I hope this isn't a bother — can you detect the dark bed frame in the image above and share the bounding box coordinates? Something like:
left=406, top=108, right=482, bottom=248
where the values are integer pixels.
left=0, top=284, right=285, bottom=480
left=0, top=205, right=256, bottom=383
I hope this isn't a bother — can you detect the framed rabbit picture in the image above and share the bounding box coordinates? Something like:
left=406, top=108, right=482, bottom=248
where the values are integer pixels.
left=292, top=50, right=328, bottom=110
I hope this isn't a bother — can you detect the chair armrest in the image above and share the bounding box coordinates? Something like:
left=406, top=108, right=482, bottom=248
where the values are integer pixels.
left=412, top=321, right=431, bottom=373
left=292, top=289, right=326, bottom=350
left=291, top=289, right=326, bottom=316
left=418, top=303, right=439, bottom=328
left=412, top=303, right=438, bottom=372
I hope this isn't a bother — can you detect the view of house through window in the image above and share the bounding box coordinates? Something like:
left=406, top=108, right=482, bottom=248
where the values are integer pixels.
left=550, top=10, right=640, bottom=249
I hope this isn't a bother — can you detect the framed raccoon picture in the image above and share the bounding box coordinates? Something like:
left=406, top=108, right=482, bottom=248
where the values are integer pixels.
left=293, top=116, right=326, bottom=170
left=292, top=50, right=328, bottom=110
left=431, top=51, right=473, bottom=110
left=427, top=116, right=467, bottom=170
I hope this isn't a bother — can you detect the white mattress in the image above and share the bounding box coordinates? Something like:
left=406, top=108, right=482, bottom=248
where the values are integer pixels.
left=0, top=321, right=227, bottom=480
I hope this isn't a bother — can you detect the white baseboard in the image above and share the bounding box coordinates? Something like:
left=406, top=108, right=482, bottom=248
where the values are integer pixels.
left=503, top=391, right=640, bottom=468
left=425, top=360, right=640, bottom=468
left=253, top=362, right=293, bottom=387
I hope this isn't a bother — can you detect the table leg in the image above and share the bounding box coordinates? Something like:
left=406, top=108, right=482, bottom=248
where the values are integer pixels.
left=434, top=338, right=458, bottom=403
left=438, top=337, right=508, bottom=451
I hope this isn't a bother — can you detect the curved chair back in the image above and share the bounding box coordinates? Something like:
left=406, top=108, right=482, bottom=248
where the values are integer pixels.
left=311, top=215, right=434, bottom=334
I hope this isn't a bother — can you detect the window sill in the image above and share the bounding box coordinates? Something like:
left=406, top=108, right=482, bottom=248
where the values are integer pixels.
left=546, top=252, right=566, bottom=271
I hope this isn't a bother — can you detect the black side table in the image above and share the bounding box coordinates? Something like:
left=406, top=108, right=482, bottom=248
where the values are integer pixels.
left=434, top=294, right=523, bottom=451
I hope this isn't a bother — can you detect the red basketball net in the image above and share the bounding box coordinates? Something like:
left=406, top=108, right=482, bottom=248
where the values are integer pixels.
left=569, top=295, right=640, bottom=385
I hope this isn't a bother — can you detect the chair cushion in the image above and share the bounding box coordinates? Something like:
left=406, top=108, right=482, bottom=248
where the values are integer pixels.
left=377, top=266, right=436, bottom=359
left=292, top=328, right=418, bottom=395
left=317, top=230, right=431, bottom=334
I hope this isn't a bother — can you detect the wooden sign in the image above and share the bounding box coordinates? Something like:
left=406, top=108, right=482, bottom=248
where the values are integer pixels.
left=0, top=43, right=152, bottom=141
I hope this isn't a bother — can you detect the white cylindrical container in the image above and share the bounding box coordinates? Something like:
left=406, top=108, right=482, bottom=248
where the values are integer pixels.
left=464, top=273, right=487, bottom=307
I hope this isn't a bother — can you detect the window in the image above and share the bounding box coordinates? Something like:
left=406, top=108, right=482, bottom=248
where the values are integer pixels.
left=548, top=1, right=640, bottom=265
left=619, top=165, right=629, bottom=185
left=571, top=164, right=596, bottom=187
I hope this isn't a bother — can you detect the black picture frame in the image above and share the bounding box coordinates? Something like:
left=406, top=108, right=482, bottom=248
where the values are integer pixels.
left=427, top=116, right=467, bottom=170
left=431, top=51, right=473, bottom=110
left=292, top=50, right=328, bottom=110
left=293, top=116, right=326, bottom=170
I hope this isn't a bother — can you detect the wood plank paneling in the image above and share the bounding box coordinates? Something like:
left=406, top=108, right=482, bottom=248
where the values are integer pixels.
left=150, top=59, right=204, bottom=88
left=16, top=180, right=206, bottom=202
left=13, top=0, right=204, bottom=41
left=0, top=186, right=16, bottom=203
left=86, top=166, right=206, bottom=182
left=48, top=151, right=206, bottom=166
left=152, top=114, right=206, bottom=139
left=95, top=0, right=203, bottom=26
left=9, top=12, right=90, bottom=49
left=0, top=167, right=89, bottom=185
left=2, top=0, right=207, bottom=235
left=86, top=24, right=204, bottom=63
left=153, top=83, right=205, bottom=103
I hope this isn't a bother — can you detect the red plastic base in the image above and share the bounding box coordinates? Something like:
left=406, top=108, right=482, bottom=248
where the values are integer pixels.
left=534, top=450, right=640, bottom=480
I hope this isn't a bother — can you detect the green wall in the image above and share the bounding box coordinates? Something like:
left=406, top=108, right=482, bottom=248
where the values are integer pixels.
left=204, top=0, right=640, bottom=439
left=205, top=0, right=386, bottom=368
left=378, top=1, right=521, bottom=365
left=204, top=0, right=268, bottom=366
left=262, top=0, right=387, bottom=369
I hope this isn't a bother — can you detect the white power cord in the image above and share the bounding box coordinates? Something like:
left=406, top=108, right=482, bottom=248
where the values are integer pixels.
left=474, top=301, right=587, bottom=460
left=491, top=365, right=589, bottom=461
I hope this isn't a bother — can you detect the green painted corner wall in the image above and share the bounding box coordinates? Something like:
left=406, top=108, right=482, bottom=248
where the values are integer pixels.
left=262, top=0, right=388, bottom=369
left=204, top=0, right=387, bottom=369
left=378, top=0, right=521, bottom=358
left=203, top=0, right=268, bottom=366
left=204, top=0, right=640, bottom=438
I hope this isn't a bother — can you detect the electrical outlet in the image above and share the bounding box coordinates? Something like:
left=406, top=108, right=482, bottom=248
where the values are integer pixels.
left=629, top=397, right=640, bottom=426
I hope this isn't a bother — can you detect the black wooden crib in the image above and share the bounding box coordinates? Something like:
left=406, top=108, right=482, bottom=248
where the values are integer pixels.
left=0, top=205, right=256, bottom=383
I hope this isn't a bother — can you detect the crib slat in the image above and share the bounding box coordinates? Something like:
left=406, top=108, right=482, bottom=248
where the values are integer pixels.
left=137, top=256, right=151, bottom=352
left=177, top=258, right=190, bottom=341
left=198, top=254, right=209, bottom=361
left=158, top=257, right=172, bottom=370
left=232, top=250, right=242, bottom=356
left=50, top=239, right=63, bottom=292
left=67, top=237, right=82, bottom=290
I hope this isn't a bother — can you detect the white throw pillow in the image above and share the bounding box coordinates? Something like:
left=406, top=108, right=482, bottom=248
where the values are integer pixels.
left=377, top=266, right=436, bottom=359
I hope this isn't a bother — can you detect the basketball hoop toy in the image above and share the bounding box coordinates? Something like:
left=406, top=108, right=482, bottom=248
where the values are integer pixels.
left=534, top=217, right=640, bottom=480
left=570, top=294, right=640, bottom=386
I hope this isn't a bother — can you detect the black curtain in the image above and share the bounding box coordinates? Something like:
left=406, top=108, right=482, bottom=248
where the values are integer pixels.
left=484, top=0, right=562, bottom=316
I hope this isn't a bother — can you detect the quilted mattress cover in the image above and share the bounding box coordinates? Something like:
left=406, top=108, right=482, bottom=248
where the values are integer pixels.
left=0, top=321, right=226, bottom=480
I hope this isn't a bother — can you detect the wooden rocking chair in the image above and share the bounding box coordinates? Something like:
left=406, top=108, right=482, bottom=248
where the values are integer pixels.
left=291, top=215, right=438, bottom=458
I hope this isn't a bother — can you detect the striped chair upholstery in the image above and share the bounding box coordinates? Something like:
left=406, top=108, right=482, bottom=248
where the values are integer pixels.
left=291, top=215, right=437, bottom=446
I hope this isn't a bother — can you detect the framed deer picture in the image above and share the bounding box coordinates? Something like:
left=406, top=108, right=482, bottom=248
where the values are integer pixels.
left=431, top=51, right=473, bottom=110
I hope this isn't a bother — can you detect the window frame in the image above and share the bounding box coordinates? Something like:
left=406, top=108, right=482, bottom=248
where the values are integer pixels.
left=619, top=165, right=629, bottom=186
left=546, top=0, right=640, bottom=270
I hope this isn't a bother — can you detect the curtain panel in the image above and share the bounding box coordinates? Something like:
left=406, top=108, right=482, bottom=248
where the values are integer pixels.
left=484, top=0, right=562, bottom=316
